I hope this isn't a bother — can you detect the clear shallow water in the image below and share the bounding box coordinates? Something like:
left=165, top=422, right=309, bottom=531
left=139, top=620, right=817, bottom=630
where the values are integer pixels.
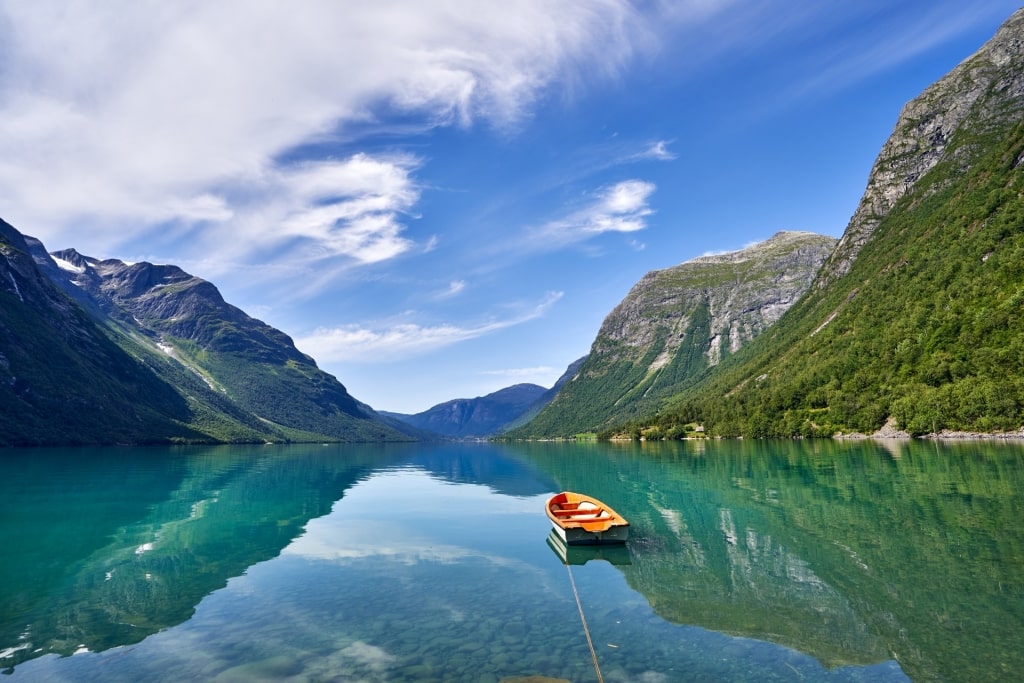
left=1, top=440, right=1021, bottom=682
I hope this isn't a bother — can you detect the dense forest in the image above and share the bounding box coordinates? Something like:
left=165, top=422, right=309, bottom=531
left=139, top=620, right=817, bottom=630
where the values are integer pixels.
left=618, top=117, right=1024, bottom=439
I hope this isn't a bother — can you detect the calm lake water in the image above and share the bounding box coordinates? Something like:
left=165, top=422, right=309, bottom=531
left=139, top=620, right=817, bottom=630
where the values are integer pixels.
left=1, top=440, right=1022, bottom=682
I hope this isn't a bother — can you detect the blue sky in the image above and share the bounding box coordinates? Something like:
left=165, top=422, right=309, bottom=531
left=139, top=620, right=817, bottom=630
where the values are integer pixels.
left=1, top=1, right=1020, bottom=413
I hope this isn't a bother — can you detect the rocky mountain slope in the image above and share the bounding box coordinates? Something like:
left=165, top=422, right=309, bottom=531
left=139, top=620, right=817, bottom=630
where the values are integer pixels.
left=511, top=231, right=837, bottom=437
left=386, top=383, right=547, bottom=438
left=1, top=219, right=205, bottom=445
left=0, top=219, right=413, bottom=445
left=630, top=8, right=1024, bottom=438
left=818, top=9, right=1024, bottom=288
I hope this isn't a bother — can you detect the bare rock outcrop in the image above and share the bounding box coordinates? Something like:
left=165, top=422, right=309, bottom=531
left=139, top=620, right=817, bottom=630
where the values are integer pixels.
left=818, top=8, right=1024, bottom=287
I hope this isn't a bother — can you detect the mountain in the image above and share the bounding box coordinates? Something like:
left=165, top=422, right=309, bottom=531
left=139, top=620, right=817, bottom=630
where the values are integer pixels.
left=502, top=355, right=588, bottom=433
left=1, top=219, right=208, bottom=445
left=629, top=9, right=1024, bottom=439
left=510, top=231, right=837, bottom=437
left=0, top=219, right=413, bottom=445
left=386, top=383, right=548, bottom=438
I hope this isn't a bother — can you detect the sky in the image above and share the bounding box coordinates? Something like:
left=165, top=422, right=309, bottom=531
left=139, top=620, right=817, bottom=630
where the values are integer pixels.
left=1, top=1, right=1021, bottom=414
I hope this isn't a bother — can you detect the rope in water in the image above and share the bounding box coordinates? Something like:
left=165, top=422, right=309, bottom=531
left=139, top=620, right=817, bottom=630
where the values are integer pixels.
left=565, top=562, right=605, bottom=683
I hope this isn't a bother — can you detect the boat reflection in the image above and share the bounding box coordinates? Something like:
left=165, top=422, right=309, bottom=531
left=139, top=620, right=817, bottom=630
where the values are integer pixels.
left=545, top=529, right=632, bottom=566
left=509, top=439, right=1024, bottom=682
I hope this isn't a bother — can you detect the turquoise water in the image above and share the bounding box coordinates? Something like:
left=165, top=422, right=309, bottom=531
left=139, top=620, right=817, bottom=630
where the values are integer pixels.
left=1, top=440, right=1022, bottom=681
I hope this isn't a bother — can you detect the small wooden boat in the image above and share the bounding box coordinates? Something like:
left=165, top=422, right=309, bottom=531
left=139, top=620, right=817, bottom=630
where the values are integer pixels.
left=545, top=491, right=629, bottom=545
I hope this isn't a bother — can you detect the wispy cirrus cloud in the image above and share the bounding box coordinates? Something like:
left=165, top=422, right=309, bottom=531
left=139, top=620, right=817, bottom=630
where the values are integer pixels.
left=435, top=280, right=468, bottom=299
left=273, top=153, right=423, bottom=264
left=530, top=179, right=656, bottom=250
left=695, top=4, right=1019, bottom=115
left=161, top=152, right=425, bottom=291
left=761, top=6, right=988, bottom=108
left=295, top=291, right=563, bottom=362
left=0, top=1, right=657, bottom=270
left=633, top=140, right=677, bottom=161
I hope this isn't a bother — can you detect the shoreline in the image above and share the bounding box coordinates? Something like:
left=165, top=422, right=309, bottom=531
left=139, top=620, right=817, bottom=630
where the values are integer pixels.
left=834, top=428, right=1024, bottom=441
left=833, top=416, right=1024, bottom=441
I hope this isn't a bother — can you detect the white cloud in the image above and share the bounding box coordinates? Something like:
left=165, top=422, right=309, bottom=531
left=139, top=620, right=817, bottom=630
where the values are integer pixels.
left=295, top=291, right=563, bottom=362
left=634, top=140, right=678, bottom=161
left=0, top=1, right=654, bottom=263
left=532, top=179, right=656, bottom=248
left=273, top=154, right=423, bottom=264
left=436, top=280, right=467, bottom=298
left=601, top=180, right=654, bottom=218
left=150, top=152, right=425, bottom=290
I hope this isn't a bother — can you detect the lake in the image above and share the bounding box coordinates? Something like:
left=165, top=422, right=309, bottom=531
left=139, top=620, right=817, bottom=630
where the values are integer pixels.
left=1, top=439, right=1022, bottom=682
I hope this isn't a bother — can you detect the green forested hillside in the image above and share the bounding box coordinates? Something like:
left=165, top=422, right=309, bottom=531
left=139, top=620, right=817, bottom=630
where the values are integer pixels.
left=1, top=222, right=415, bottom=446
left=62, top=251, right=415, bottom=443
left=1, top=223, right=243, bottom=445
left=0, top=282, right=207, bottom=446
left=629, top=115, right=1024, bottom=439
left=554, top=10, right=1024, bottom=440
left=509, top=232, right=835, bottom=438
left=172, top=346, right=406, bottom=442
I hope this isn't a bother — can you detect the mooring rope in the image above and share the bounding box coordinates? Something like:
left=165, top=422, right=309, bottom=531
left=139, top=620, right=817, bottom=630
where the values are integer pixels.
left=565, top=562, right=605, bottom=683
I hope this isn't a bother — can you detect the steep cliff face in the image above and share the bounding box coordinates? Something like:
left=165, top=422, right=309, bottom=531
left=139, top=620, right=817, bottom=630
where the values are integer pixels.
left=601, top=231, right=838, bottom=369
left=818, top=8, right=1024, bottom=287
left=638, top=8, right=1024, bottom=438
left=514, top=231, right=836, bottom=437
left=1, top=218, right=414, bottom=445
left=51, top=250, right=310, bottom=364
left=42, top=248, right=411, bottom=441
left=1, top=220, right=206, bottom=445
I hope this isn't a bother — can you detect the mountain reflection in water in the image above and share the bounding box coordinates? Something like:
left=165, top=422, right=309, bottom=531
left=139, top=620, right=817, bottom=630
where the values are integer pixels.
left=0, top=445, right=394, bottom=667
left=1, top=440, right=1021, bottom=682
left=512, top=438, right=1024, bottom=681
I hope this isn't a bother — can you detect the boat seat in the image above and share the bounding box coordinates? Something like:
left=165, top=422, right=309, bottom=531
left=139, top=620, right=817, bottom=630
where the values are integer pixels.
left=553, top=508, right=604, bottom=517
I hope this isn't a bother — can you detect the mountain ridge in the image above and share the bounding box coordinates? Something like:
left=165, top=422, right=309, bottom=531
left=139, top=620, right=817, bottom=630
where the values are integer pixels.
left=818, top=8, right=1024, bottom=288
left=385, top=383, right=548, bottom=438
left=510, top=230, right=837, bottom=437
left=617, top=8, right=1024, bottom=439
left=2, top=219, right=213, bottom=445
left=1, top=221, right=414, bottom=445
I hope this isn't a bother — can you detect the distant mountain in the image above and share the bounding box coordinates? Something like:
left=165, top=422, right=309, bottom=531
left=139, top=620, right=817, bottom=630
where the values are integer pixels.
left=510, top=231, right=837, bottom=437
left=386, top=383, right=548, bottom=438
left=0, top=219, right=414, bottom=445
left=629, top=8, right=1024, bottom=438
left=502, top=356, right=587, bottom=433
